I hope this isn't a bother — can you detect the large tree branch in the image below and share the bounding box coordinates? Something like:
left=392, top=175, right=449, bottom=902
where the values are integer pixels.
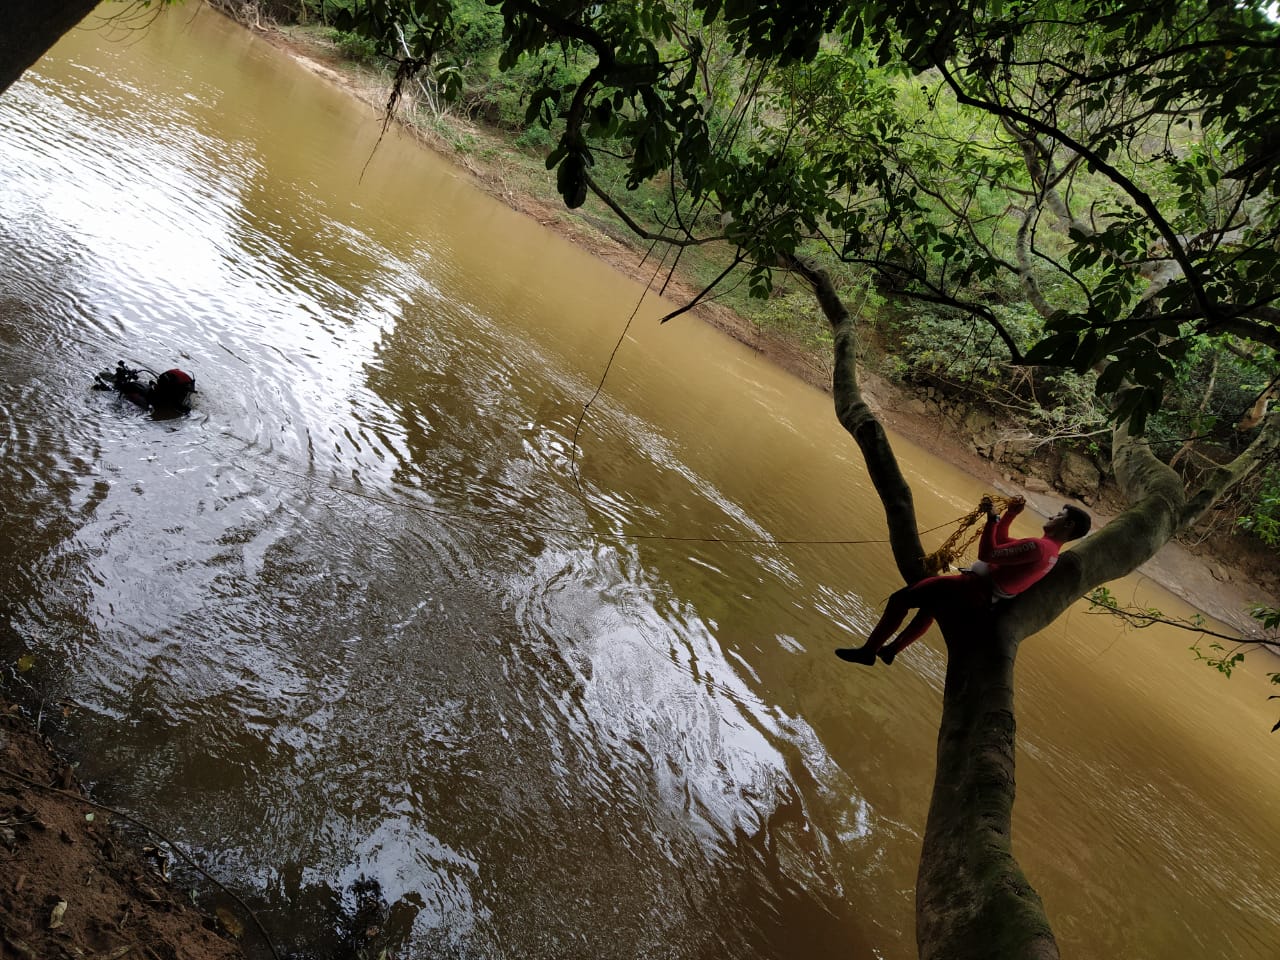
left=1182, top=408, right=1280, bottom=528
left=996, top=421, right=1188, bottom=641
left=989, top=414, right=1277, bottom=706
left=1015, top=209, right=1058, bottom=321
left=1199, top=311, right=1280, bottom=352
left=786, top=255, right=927, bottom=583
left=1003, top=117, right=1087, bottom=236
left=793, top=244, right=1061, bottom=955
left=0, top=0, right=100, bottom=95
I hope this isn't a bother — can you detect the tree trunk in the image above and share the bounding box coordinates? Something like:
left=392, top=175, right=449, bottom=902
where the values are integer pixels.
left=0, top=0, right=101, bottom=96
left=915, top=614, right=1058, bottom=960
left=782, top=187, right=1276, bottom=960
left=789, top=255, right=927, bottom=582
left=793, top=252, right=1063, bottom=953
left=790, top=257, right=1204, bottom=958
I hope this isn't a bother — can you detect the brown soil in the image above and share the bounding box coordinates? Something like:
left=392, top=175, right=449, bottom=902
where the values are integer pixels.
left=0, top=703, right=248, bottom=960
left=4, top=9, right=1276, bottom=958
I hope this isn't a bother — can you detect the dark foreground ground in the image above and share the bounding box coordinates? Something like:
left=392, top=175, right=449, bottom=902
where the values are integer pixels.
left=0, top=699, right=247, bottom=960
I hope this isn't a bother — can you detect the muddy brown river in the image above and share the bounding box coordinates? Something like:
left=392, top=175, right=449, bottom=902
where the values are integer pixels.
left=1, top=8, right=1277, bottom=958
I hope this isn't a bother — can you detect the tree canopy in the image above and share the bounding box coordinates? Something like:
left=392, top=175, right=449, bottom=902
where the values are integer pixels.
left=336, top=0, right=1280, bottom=437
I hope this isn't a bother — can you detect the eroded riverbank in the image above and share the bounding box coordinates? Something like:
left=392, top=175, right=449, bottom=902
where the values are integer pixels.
left=0, top=701, right=249, bottom=960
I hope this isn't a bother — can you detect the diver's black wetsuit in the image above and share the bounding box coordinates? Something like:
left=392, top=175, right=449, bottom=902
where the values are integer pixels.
left=94, top=361, right=195, bottom=411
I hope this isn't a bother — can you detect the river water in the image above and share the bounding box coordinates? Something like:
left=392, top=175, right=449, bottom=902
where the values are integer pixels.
left=1, top=8, right=1276, bottom=959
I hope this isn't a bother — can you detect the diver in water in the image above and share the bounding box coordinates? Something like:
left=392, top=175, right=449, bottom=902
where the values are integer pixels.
left=93, top=360, right=196, bottom=412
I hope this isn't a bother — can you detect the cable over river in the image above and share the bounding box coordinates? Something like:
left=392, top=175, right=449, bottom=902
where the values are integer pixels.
left=0, top=8, right=1276, bottom=958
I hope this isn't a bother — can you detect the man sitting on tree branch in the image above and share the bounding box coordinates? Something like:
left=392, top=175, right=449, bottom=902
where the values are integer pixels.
left=837, top=497, right=1092, bottom=666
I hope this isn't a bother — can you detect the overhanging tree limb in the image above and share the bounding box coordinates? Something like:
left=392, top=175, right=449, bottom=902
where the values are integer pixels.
left=786, top=254, right=927, bottom=583
left=1200, top=312, right=1280, bottom=353
left=933, top=59, right=1218, bottom=322
left=0, top=0, right=101, bottom=95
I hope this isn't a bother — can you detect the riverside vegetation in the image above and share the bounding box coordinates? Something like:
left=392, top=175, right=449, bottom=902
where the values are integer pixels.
left=243, top=8, right=1280, bottom=604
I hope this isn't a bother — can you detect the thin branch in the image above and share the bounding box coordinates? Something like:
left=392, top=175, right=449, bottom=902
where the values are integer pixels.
left=934, top=60, right=1217, bottom=321
left=658, top=252, right=745, bottom=322
left=826, top=248, right=1029, bottom=362
left=1087, top=597, right=1280, bottom=649
left=583, top=174, right=724, bottom=247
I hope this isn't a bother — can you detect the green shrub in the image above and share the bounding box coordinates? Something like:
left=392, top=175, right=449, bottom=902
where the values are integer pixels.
left=514, top=124, right=556, bottom=150
left=1239, top=466, right=1280, bottom=548
left=324, top=26, right=381, bottom=65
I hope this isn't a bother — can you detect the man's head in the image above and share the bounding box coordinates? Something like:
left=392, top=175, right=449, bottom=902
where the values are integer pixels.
left=153, top=368, right=195, bottom=408
left=1044, top=504, right=1091, bottom=542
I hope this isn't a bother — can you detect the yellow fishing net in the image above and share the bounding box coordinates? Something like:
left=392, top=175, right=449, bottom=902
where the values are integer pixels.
left=920, top=494, right=1016, bottom=576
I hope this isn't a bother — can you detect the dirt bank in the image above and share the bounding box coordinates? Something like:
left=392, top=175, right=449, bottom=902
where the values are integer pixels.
left=0, top=701, right=250, bottom=960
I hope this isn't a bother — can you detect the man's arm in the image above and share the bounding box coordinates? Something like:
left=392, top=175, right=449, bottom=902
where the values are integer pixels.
left=978, top=496, right=1028, bottom=560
